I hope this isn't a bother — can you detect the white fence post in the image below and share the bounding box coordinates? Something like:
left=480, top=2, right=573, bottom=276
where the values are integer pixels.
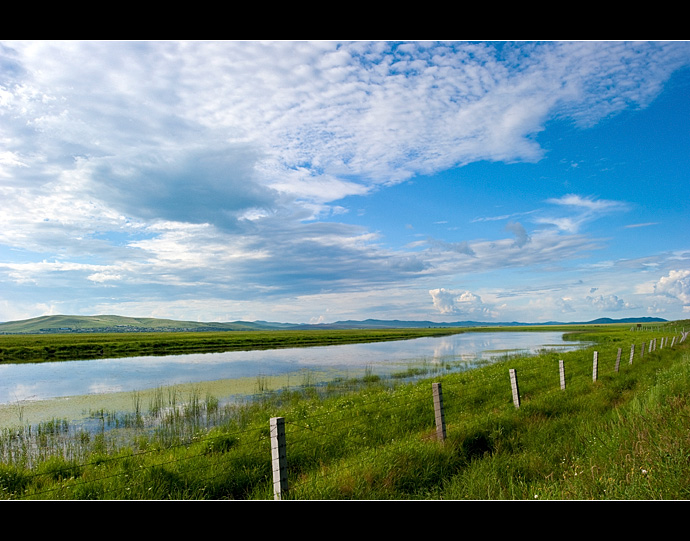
left=592, top=351, right=598, bottom=382
left=629, top=344, right=635, bottom=365
left=270, top=416, right=288, bottom=500
left=432, top=382, right=446, bottom=442
left=509, top=369, right=520, bottom=409
left=559, top=360, right=566, bottom=390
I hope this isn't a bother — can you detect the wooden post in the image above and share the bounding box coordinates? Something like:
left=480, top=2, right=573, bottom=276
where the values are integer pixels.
left=559, top=360, right=566, bottom=390
left=509, top=369, right=520, bottom=409
left=615, top=347, right=622, bottom=373
left=270, top=416, right=288, bottom=500
left=592, top=351, right=598, bottom=382
left=432, top=382, right=446, bottom=442
left=629, top=344, right=635, bottom=365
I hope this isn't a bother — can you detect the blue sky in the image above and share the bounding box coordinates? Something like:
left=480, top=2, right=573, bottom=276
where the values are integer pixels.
left=1, top=40, right=689, bottom=324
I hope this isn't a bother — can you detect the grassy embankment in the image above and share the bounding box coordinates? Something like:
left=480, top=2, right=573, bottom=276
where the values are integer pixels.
left=0, top=327, right=468, bottom=363
left=1, top=321, right=689, bottom=499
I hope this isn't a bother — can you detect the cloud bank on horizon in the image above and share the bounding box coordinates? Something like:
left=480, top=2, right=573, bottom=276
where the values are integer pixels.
left=1, top=40, right=689, bottom=324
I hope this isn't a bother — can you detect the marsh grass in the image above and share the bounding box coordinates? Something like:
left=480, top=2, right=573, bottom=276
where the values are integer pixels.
left=1, top=323, right=689, bottom=499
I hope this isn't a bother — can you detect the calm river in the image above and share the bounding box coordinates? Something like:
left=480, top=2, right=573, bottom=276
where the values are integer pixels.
left=0, top=331, right=587, bottom=409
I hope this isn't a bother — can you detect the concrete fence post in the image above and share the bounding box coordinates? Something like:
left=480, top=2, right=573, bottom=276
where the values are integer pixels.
left=270, top=416, right=288, bottom=500
left=432, top=382, right=446, bottom=442
left=509, top=369, right=520, bottom=409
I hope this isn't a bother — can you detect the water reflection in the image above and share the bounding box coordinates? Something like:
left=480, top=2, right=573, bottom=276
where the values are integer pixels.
left=0, top=331, right=587, bottom=405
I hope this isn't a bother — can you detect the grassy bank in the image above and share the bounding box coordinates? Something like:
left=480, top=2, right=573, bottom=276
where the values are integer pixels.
left=0, top=327, right=468, bottom=363
left=1, top=323, right=688, bottom=499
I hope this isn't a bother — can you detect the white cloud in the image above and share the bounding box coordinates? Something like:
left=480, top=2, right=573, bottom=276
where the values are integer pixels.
left=518, top=295, right=583, bottom=321
left=87, top=272, right=123, bottom=283
left=654, top=269, right=690, bottom=307
left=585, top=294, right=635, bottom=312
left=556, top=297, right=577, bottom=313
left=429, top=288, right=497, bottom=318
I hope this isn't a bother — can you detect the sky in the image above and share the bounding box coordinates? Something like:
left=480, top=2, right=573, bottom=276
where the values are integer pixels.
left=1, top=40, right=690, bottom=325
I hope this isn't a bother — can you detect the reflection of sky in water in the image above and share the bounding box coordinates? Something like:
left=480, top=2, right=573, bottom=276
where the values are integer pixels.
left=0, top=332, right=585, bottom=404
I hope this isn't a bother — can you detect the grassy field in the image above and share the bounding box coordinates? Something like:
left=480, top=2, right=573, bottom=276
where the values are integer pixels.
left=0, top=320, right=688, bottom=499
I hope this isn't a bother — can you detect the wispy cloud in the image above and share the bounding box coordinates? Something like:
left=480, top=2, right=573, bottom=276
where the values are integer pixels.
left=624, top=222, right=659, bottom=229
left=535, top=194, right=630, bottom=233
left=545, top=194, right=628, bottom=213
left=471, top=210, right=538, bottom=223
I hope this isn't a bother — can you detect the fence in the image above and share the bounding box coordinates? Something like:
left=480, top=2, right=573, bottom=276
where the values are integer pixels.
left=267, top=331, right=689, bottom=499
left=7, top=330, right=688, bottom=500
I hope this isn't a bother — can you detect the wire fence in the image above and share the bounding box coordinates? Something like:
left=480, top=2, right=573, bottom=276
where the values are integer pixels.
left=6, top=330, right=688, bottom=500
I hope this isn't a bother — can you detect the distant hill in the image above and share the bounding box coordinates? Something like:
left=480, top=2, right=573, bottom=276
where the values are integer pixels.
left=292, top=317, right=669, bottom=329
left=0, top=314, right=287, bottom=334
left=0, top=314, right=669, bottom=334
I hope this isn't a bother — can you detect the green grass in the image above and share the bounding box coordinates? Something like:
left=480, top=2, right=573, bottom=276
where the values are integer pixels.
left=0, top=322, right=688, bottom=499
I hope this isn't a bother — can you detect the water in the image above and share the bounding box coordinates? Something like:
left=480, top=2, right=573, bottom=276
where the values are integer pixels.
left=0, top=331, right=585, bottom=406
